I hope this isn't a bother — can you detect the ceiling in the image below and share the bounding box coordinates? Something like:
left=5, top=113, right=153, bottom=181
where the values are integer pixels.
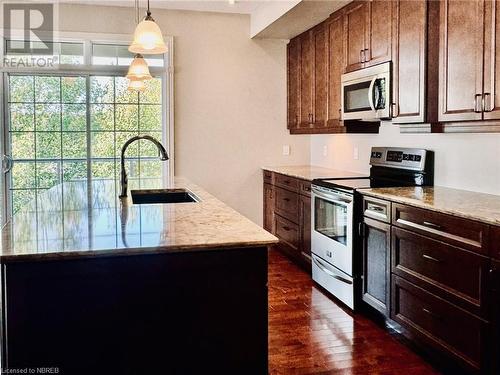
left=60, top=0, right=352, bottom=39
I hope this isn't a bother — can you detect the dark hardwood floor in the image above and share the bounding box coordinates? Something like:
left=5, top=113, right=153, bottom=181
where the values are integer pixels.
left=268, top=249, right=441, bottom=374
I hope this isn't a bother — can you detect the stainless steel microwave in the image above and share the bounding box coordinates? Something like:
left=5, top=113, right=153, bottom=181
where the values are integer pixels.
left=341, top=62, right=391, bottom=121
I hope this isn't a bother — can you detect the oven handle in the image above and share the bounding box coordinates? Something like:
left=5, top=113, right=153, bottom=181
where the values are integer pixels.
left=313, top=256, right=353, bottom=285
left=368, top=76, right=377, bottom=111
left=312, top=188, right=352, bottom=205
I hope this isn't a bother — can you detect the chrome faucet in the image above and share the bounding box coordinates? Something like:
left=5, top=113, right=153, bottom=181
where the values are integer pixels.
left=119, top=135, right=169, bottom=198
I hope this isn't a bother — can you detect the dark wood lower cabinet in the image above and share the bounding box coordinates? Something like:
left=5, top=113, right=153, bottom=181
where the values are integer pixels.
left=361, top=217, right=391, bottom=316
left=263, top=171, right=311, bottom=270
left=2, top=248, right=268, bottom=375
left=392, top=275, right=487, bottom=373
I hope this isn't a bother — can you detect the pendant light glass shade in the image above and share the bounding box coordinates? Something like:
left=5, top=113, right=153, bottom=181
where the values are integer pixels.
left=129, top=15, right=167, bottom=54
left=126, top=54, right=152, bottom=80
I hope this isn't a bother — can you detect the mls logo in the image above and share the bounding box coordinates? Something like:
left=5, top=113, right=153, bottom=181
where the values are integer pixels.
left=4, top=3, right=54, bottom=54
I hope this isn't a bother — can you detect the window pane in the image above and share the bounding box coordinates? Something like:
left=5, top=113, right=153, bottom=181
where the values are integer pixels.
left=139, top=105, right=162, bottom=131
left=62, top=104, right=86, bottom=131
left=63, top=132, right=87, bottom=158
left=91, top=160, right=115, bottom=180
left=11, top=132, right=35, bottom=159
left=36, top=162, right=61, bottom=189
left=91, top=104, right=114, bottom=131
left=115, top=132, right=139, bottom=157
left=62, top=76, right=86, bottom=103
left=12, top=190, right=36, bottom=214
left=63, top=161, right=87, bottom=182
left=116, top=104, right=138, bottom=131
left=116, top=77, right=138, bottom=104
left=139, top=132, right=163, bottom=157
left=140, top=160, right=163, bottom=178
left=91, top=132, right=115, bottom=158
left=11, top=162, right=35, bottom=188
left=36, top=132, right=61, bottom=159
left=35, top=104, right=61, bottom=131
left=140, top=79, right=162, bottom=104
left=9, top=76, right=33, bottom=103
left=10, top=104, right=34, bottom=131
left=35, top=76, right=61, bottom=102
left=90, top=76, right=114, bottom=103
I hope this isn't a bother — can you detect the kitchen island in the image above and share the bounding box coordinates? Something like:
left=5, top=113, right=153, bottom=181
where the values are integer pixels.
left=0, top=178, right=277, bottom=375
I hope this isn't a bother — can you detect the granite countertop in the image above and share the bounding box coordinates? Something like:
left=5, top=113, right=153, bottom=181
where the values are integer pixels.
left=0, top=177, right=278, bottom=261
left=262, top=165, right=367, bottom=181
left=360, top=186, right=500, bottom=226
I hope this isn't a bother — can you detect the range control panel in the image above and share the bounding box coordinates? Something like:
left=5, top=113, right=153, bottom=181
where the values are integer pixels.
left=369, top=147, right=429, bottom=171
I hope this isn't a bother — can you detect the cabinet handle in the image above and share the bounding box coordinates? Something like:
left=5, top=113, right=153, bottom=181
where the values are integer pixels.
left=484, top=93, right=492, bottom=112
left=422, top=221, right=441, bottom=230
left=303, top=186, right=311, bottom=192
left=370, top=206, right=384, bottom=212
left=295, top=115, right=298, bottom=125
left=422, top=307, right=442, bottom=320
left=474, top=94, right=482, bottom=113
left=282, top=226, right=291, bottom=231
left=283, top=197, right=290, bottom=202
left=360, top=49, right=365, bottom=63
left=364, top=48, right=370, bottom=61
left=422, top=254, right=441, bottom=263
left=283, top=180, right=290, bottom=184
left=391, top=103, right=399, bottom=118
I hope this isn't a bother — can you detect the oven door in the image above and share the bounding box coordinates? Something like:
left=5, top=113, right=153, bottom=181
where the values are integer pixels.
left=311, top=186, right=353, bottom=276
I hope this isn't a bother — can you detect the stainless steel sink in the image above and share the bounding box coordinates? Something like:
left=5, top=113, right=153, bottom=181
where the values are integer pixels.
left=130, top=189, right=199, bottom=204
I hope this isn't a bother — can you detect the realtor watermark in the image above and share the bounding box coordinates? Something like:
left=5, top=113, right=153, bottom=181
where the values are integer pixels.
left=1, top=368, right=59, bottom=374
left=2, top=2, right=56, bottom=68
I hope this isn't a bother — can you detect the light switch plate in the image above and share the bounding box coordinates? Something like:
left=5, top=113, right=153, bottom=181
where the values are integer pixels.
left=323, top=145, right=328, bottom=156
left=353, top=147, right=359, bottom=160
left=282, top=145, right=290, bottom=156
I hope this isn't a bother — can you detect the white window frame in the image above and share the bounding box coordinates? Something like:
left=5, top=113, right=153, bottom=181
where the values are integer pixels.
left=0, top=30, right=175, bottom=223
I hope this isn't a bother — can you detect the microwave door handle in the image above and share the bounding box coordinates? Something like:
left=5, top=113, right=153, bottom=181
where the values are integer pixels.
left=368, top=77, right=376, bottom=111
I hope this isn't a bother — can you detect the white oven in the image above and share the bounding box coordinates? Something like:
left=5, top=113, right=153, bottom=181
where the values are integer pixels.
left=341, top=62, right=391, bottom=121
left=311, top=185, right=354, bottom=309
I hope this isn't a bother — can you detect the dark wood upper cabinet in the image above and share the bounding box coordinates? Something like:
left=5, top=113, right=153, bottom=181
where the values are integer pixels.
left=299, top=31, right=314, bottom=127
left=327, top=11, right=344, bottom=127
left=312, top=23, right=328, bottom=128
left=483, top=0, right=500, bottom=120
left=439, top=0, right=484, bottom=122
left=392, top=0, right=439, bottom=124
left=366, top=0, right=392, bottom=67
left=287, top=37, right=300, bottom=130
left=344, top=1, right=369, bottom=73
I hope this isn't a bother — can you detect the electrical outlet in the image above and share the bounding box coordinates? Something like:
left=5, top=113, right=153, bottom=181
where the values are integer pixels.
left=353, top=147, right=359, bottom=160
left=322, top=145, right=328, bottom=156
left=282, top=145, right=290, bottom=156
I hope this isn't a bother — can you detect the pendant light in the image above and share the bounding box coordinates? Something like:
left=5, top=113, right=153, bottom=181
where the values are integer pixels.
left=126, top=53, right=152, bottom=80
left=129, top=0, right=168, bottom=54
left=127, top=78, right=146, bottom=92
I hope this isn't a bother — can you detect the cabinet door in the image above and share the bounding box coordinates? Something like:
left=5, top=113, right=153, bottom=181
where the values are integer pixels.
left=263, top=183, right=274, bottom=233
left=299, top=194, right=311, bottom=264
left=489, top=260, right=500, bottom=374
left=344, top=1, right=369, bottom=73
left=287, top=37, right=301, bottom=129
left=362, top=217, right=391, bottom=316
left=439, top=0, right=484, bottom=122
left=392, top=0, right=427, bottom=123
left=312, top=23, right=328, bottom=128
left=327, top=11, right=345, bottom=126
left=300, top=31, right=314, bottom=127
left=365, top=0, right=392, bottom=67
left=483, top=0, right=500, bottom=120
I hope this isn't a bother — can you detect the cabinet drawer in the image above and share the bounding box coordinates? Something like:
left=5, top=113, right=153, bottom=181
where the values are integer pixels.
left=263, top=170, right=273, bottom=184
left=392, top=203, right=489, bottom=254
left=392, top=276, right=485, bottom=371
left=275, top=215, right=299, bottom=251
left=274, top=173, right=299, bottom=192
left=275, top=187, right=299, bottom=223
left=363, top=196, right=391, bottom=223
left=299, top=180, right=311, bottom=197
left=392, top=227, right=489, bottom=317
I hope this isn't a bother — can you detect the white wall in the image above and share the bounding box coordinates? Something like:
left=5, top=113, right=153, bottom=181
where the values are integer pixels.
left=56, top=4, right=310, bottom=225
left=311, top=122, right=500, bottom=195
